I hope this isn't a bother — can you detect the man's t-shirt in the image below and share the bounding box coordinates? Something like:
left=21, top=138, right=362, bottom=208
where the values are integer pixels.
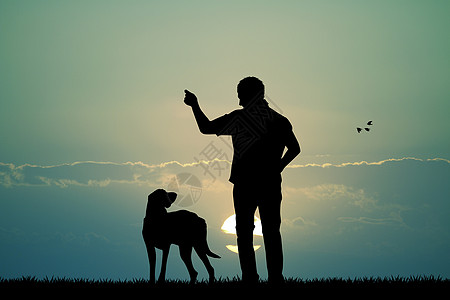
left=208, top=100, right=293, bottom=185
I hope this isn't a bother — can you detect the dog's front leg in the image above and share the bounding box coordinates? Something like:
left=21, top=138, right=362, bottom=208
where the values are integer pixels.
left=146, top=244, right=156, bottom=284
left=158, top=245, right=170, bottom=283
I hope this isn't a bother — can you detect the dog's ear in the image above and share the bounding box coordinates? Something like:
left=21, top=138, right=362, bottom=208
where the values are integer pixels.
left=167, top=192, right=177, bottom=206
left=162, top=191, right=177, bottom=208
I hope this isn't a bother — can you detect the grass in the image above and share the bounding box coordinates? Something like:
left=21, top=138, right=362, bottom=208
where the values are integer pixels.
left=0, top=275, right=448, bottom=289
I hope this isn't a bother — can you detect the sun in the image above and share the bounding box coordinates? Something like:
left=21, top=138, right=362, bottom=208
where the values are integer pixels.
left=221, top=214, right=263, bottom=236
left=221, top=214, right=263, bottom=253
left=226, top=245, right=261, bottom=254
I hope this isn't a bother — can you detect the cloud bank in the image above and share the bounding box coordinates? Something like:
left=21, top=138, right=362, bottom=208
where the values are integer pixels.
left=1, top=157, right=448, bottom=188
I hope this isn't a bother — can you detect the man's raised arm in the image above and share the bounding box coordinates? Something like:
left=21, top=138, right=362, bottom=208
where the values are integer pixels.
left=184, top=89, right=215, bottom=134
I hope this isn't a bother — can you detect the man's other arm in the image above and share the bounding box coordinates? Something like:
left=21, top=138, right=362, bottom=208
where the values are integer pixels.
left=280, top=130, right=300, bottom=172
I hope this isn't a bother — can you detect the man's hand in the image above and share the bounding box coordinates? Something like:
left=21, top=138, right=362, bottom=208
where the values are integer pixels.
left=184, top=89, right=213, bottom=134
left=184, top=89, right=198, bottom=107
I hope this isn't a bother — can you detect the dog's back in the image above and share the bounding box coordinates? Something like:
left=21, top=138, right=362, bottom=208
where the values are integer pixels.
left=143, top=209, right=220, bottom=258
left=162, top=210, right=202, bottom=245
left=143, top=210, right=201, bottom=246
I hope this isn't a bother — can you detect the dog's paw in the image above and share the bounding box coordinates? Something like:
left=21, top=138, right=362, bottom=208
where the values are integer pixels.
left=189, top=271, right=198, bottom=284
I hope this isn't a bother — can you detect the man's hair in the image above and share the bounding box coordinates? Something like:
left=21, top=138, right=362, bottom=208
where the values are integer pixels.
left=237, top=76, right=265, bottom=99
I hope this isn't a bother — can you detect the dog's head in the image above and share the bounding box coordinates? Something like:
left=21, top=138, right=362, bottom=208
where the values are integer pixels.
left=146, top=189, right=177, bottom=218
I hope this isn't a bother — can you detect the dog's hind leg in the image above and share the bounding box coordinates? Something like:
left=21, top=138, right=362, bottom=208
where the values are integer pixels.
left=179, top=245, right=198, bottom=283
left=194, top=246, right=215, bottom=283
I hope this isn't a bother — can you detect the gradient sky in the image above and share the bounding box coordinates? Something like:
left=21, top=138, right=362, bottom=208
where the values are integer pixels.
left=1, top=1, right=449, bottom=280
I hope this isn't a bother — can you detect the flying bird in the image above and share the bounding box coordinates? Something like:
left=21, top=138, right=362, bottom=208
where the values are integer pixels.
left=357, top=121, right=373, bottom=133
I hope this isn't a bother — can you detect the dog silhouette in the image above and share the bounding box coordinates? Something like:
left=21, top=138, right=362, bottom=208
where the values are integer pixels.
left=142, top=189, right=220, bottom=284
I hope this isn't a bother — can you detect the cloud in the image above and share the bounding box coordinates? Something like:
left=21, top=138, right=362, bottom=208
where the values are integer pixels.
left=36, top=177, right=112, bottom=188
left=337, top=216, right=405, bottom=226
left=283, top=183, right=408, bottom=233
left=285, top=184, right=378, bottom=212
left=284, top=216, right=317, bottom=228
left=0, top=156, right=448, bottom=189
left=287, top=157, right=450, bottom=168
left=0, top=159, right=232, bottom=188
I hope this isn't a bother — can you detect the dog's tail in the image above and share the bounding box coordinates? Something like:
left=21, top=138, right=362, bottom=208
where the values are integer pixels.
left=205, top=245, right=221, bottom=259
left=198, top=218, right=221, bottom=259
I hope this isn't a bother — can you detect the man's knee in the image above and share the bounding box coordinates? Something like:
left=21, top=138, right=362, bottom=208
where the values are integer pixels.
left=261, top=221, right=281, bottom=238
left=235, top=222, right=255, bottom=237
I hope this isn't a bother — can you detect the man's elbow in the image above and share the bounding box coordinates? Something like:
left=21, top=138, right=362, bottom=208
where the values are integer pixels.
left=199, top=127, right=209, bottom=134
left=198, top=122, right=214, bottom=134
left=291, top=143, right=301, bottom=157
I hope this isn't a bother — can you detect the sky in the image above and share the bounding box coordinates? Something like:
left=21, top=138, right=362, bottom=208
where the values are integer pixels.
left=1, top=1, right=449, bottom=280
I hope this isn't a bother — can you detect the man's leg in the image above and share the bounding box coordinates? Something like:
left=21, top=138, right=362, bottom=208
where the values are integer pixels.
left=233, top=184, right=259, bottom=283
left=259, top=185, right=283, bottom=283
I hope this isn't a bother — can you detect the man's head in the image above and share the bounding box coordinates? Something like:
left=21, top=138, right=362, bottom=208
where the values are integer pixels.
left=237, top=76, right=265, bottom=107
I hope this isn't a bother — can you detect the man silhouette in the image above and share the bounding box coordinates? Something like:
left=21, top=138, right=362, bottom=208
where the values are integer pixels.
left=184, top=77, right=300, bottom=284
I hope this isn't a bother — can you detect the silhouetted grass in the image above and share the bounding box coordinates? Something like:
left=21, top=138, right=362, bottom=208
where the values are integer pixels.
left=0, top=275, right=448, bottom=289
